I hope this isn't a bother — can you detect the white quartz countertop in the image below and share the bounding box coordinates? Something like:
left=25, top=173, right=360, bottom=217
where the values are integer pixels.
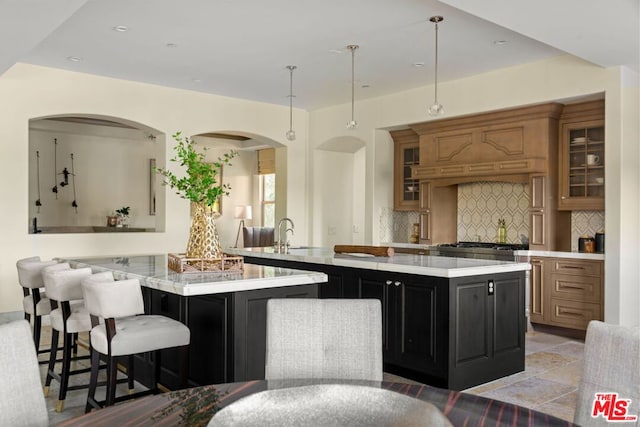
left=226, top=247, right=531, bottom=278
left=57, top=254, right=328, bottom=296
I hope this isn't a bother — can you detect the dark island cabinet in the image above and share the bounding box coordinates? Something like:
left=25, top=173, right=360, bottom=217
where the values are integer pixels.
left=243, top=255, right=524, bottom=390
left=139, top=283, right=318, bottom=389
left=448, top=274, right=525, bottom=390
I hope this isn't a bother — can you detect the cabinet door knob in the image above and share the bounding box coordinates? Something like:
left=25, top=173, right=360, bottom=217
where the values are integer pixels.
left=386, top=280, right=392, bottom=285
left=561, top=196, right=566, bottom=200
left=394, top=281, right=401, bottom=287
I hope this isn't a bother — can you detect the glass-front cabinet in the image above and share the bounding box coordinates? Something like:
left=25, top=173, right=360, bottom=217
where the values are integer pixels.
left=558, top=101, right=605, bottom=211
left=392, top=129, right=420, bottom=211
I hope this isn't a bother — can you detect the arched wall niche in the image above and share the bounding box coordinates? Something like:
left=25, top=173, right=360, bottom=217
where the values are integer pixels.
left=28, top=114, right=166, bottom=233
left=190, top=131, right=286, bottom=248
left=313, top=135, right=366, bottom=247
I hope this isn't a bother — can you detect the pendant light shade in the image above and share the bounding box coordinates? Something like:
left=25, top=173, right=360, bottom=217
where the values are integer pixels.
left=428, top=16, right=444, bottom=116
left=285, top=65, right=297, bottom=141
left=346, top=44, right=359, bottom=129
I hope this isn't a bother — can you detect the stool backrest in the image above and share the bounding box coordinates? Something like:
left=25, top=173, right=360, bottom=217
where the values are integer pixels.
left=82, top=278, right=144, bottom=319
left=16, top=257, right=58, bottom=289
left=43, top=266, right=92, bottom=302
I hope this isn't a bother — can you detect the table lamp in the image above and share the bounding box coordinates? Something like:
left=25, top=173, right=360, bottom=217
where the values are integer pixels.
left=234, top=205, right=253, bottom=247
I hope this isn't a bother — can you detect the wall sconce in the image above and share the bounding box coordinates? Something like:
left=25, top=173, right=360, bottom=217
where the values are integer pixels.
left=234, top=205, right=253, bottom=247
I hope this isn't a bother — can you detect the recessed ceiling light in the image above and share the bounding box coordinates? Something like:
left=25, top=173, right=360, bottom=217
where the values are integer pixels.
left=361, top=84, right=370, bottom=88
left=113, top=25, right=129, bottom=32
left=192, top=78, right=202, bottom=83
left=67, top=56, right=82, bottom=62
left=493, top=40, right=508, bottom=46
left=166, top=43, right=178, bottom=48
left=413, top=62, right=425, bottom=67
left=329, top=49, right=343, bottom=54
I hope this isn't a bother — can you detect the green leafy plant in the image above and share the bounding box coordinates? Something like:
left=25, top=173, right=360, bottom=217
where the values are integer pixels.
left=115, top=206, right=130, bottom=216
left=155, top=132, right=238, bottom=207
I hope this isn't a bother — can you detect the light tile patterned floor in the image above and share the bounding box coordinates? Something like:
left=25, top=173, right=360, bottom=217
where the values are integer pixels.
left=34, top=326, right=583, bottom=425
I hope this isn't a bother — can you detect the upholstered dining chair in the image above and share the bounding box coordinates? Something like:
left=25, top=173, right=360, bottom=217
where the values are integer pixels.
left=16, top=256, right=57, bottom=354
left=242, top=226, right=275, bottom=247
left=81, top=277, right=191, bottom=411
left=0, top=320, right=48, bottom=427
left=574, top=320, right=640, bottom=427
left=265, top=298, right=383, bottom=381
left=42, top=263, right=94, bottom=412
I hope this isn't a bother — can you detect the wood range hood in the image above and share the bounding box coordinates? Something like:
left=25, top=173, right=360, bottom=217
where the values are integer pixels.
left=407, top=102, right=564, bottom=186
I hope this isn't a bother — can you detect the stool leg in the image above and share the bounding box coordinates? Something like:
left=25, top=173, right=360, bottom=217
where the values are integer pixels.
left=72, top=332, right=78, bottom=355
left=33, top=314, right=42, bottom=353
left=127, top=355, right=135, bottom=394
left=56, top=331, right=73, bottom=412
left=85, top=347, right=100, bottom=413
left=106, top=355, right=118, bottom=407
left=44, top=328, right=59, bottom=396
left=153, top=350, right=161, bottom=394
left=180, top=345, right=189, bottom=388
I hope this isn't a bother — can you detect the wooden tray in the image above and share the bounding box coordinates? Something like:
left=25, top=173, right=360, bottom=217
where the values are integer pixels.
left=168, top=253, right=244, bottom=273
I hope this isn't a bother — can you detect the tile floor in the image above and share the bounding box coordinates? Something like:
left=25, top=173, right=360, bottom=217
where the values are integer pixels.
left=33, top=325, right=583, bottom=426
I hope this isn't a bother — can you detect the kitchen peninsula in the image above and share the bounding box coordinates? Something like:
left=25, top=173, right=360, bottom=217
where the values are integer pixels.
left=226, top=247, right=531, bottom=390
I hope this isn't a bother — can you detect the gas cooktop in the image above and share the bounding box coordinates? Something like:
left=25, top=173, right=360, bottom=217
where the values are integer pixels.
left=438, top=241, right=529, bottom=251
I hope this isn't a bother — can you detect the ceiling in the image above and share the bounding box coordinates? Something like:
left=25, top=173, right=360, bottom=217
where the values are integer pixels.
left=2, top=0, right=638, bottom=111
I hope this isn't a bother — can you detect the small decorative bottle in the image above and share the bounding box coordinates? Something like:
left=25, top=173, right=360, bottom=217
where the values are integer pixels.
left=410, top=223, right=420, bottom=244
left=498, top=219, right=507, bottom=244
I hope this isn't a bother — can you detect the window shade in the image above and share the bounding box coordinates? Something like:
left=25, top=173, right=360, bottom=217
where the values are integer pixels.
left=258, top=148, right=275, bottom=175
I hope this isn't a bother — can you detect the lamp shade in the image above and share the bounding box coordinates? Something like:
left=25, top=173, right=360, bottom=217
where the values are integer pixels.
left=234, top=205, right=253, bottom=220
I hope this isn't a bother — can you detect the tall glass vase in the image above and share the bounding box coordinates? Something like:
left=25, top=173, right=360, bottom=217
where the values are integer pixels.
left=186, top=202, right=223, bottom=259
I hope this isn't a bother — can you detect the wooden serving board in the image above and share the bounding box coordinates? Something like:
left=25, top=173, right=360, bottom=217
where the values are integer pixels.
left=333, top=245, right=395, bottom=257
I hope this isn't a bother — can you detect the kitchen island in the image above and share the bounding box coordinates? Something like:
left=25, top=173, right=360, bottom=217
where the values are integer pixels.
left=58, top=254, right=328, bottom=388
left=227, top=247, right=531, bottom=390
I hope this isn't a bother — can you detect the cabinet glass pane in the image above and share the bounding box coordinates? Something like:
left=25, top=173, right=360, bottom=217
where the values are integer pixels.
left=567, top=125, right=604, bottom=199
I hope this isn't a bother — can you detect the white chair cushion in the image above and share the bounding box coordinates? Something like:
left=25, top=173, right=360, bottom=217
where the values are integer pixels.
left=265, top=299, right=383, bottom=382
left=82, top=278, right=144, bottom=319
left=22, top=293, right=51, bottom=315
left=16, top=257, right=58, bottom=289
left=50, top=301, right=92, bottom=333
left=43, top=266, right=91, bottom=302
left=90, top=315, right=190, bottom=356
left=0, top=320, right=48, bottom=427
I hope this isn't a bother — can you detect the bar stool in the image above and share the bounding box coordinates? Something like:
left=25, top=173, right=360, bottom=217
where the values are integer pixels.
left=16, top=256, right=57, bottom=355
left=82, top=277, right=190, bottom=411
left=42, top=264, right=93, bottom=412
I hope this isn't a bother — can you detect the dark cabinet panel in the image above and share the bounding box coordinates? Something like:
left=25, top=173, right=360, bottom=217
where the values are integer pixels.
left=454, top=281, right=490, bottom=364
left=233, top=285, right=318, bottom=381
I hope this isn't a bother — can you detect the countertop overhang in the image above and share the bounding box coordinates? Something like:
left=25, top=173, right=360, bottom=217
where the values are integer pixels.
left=226, top=247, right=531, bottom=278
left=57, top=254, right=328, bottom=296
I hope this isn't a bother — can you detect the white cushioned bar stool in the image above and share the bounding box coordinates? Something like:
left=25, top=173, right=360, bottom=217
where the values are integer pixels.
left=82, top=277, right=190, bottom=411
left=16, top=256, right=58, bottom=356
left=42, top=263, right=94, bottom=412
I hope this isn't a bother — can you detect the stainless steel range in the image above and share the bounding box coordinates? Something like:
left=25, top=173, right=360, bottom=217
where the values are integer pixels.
left=433, top=241, right=528, bottom=261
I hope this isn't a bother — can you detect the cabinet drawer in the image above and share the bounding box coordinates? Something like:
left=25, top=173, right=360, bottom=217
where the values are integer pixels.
left=551, top=259, right=602, bottom=276
left=550, top=298, right=602, bottom=330
left=550, top=274, right=602, bottom=303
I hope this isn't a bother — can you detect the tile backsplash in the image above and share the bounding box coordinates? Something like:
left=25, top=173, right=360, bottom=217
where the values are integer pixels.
left=383, top=183, right=605, bottom=250
left=457, top=182, right=529, bottom=244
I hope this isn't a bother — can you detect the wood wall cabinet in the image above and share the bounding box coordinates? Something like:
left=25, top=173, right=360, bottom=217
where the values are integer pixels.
left=529, top=257, right=604, bottom=331
left=558, top=100, right=605, bottom=210
left=418, top=181, right=457, bottom=245
left=391, top=129, right=420, bottom=211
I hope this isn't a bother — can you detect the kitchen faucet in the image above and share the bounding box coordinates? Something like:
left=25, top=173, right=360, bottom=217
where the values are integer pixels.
left=276, top=217, right=294, bottom=253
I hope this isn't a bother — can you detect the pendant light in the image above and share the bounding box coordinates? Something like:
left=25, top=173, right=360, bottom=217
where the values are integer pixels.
left=285, top=65, right=297, bottom=141
left=427, top=16, right=444, bottom=116
left=346, top=44, right=359, bottom=129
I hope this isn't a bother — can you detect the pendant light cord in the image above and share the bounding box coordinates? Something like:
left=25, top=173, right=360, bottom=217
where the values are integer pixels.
left=289, top=66, right=294, bottom=130
left=351, top=47, right=355, bottom=121
left=433, top=19, right=439, bottom=105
